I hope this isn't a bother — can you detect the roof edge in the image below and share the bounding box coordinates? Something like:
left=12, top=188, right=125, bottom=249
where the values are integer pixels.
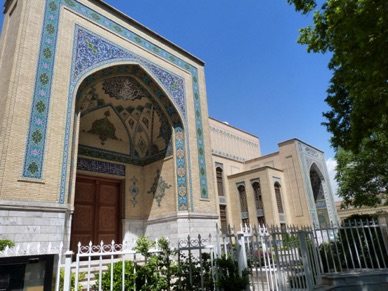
left=209, top=116, right=259, bottom=139
left=278, top=138, right=324, bottom=153
left=91, top=0, right=205, bottom=66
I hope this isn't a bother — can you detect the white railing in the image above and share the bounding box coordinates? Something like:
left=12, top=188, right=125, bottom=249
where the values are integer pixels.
left=0, top=242, right=62, bottom=257
left=1, top=219, right=387, bottom=291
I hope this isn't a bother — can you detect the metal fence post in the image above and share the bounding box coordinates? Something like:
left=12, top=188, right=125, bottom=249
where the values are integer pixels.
left=272, top=231, right=284, bottom=291
left=236, top=233, right=248, bottom=276
left=298, top=231, right=314, bottom=290
left=63, top=250, right=74, bottom=291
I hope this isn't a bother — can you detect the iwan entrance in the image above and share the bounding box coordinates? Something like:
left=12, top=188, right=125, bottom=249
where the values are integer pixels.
left=70, top=175, right=122, bottom=251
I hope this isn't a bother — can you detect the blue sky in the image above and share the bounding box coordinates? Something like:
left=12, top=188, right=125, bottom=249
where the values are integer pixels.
left=0, top=1, right=339, bottom=195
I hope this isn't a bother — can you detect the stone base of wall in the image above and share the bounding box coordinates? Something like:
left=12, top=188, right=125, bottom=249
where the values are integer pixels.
left=321, top=270, right=388, bottom=291
left=0, top=200, right=70, bottom=249
left=123, top=212, right=219, bottom=244
left=1, top=200, right=219, bottom=251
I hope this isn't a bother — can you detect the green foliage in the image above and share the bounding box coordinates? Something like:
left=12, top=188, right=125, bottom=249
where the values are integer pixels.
left=0, top=239, right=15, bottom=251
left=318, top=241, right=343, bottom=273
left=93, top=236, right=251, bottom=290
left=174, top=252, right=214, bottom=291
left=216, top=255, right=250, bottom=291
left=335, top=144, right=388, bottom=207
left=282, top=233, right=299, bottom=250
left=156, top=237, right=178, bottom=290
left=59, top=269, right=85, bottom=291
left=94, top=261, right=136, bottom=291
left=319, top=214, right=388, bottom=272
left=94, top=237, right=178, bottom=291
left=287, top=0, right=388, bottom=206
left=133, top=236, right=156, bottom=257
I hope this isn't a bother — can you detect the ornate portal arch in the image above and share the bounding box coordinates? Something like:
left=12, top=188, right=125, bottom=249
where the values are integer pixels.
left=61, top=28, right=190, bottom=210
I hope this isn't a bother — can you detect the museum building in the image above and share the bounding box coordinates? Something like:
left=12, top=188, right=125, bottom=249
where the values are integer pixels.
left=0, top=0, right=337, bottom=250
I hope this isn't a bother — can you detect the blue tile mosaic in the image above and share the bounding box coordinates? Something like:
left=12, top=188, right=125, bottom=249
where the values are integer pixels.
left=22, top=0, right=61, bottom=178
left=23, top=0, right=208, bottom=209
left=147, top=170, right=172, bottom=207
left=129, top=176, right=140, bottom=207
left=77, top=157, right=125, bottom=176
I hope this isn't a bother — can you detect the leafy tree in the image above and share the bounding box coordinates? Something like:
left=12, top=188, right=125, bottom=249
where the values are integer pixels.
left=336, top=144, right=387, bottom=207
left=287, top=0, right=388, bottom=205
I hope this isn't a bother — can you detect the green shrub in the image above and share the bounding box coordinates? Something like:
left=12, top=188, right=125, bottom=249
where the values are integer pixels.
left=93, top=236, right=252, bottom=291
left=0, top=239, right=15, bottom=251
left=174, top=252, right=213, bottom=291
left=215, top=254, right=250, bottom=291
left=93, top=261, right=135, bottom=291
left=59, top=269, right=85, bottom=291
left=94, top=237, right=177, bottom=291
left=282, top=233, right=299, bottom=250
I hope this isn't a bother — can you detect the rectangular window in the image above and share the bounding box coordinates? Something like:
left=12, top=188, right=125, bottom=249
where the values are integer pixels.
left=220, top=205, right=227, bottom=232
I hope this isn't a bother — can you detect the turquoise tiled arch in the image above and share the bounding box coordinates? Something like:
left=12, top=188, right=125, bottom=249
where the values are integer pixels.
left=64, top=62, right=188, bottom=211
left=22, top=0, right=209, bottom=207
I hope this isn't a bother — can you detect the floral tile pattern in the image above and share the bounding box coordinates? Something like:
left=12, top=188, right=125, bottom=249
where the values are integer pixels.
left=77, top=157, right=125, bottom=176
left=147, top=170, right=172, bottom=207
left=23, top=0, right=209, bottom=209
left=129, top=176, right=140, bottom=207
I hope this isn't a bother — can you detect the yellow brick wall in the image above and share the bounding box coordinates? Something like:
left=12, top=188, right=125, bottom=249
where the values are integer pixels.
left=0, top=0, right=218, bottom=220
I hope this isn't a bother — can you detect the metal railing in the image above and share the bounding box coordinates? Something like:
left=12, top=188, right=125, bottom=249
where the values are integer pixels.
left=1, top=219, right=387, bottom=290
left=235, top=219, right=388, bottom=290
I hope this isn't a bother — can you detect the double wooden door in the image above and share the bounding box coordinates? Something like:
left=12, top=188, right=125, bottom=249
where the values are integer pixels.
left=70, top=175, right=122, bottom=252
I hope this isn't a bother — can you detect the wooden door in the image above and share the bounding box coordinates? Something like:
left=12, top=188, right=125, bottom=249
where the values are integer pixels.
left=70, top=175, right=121, bottom=252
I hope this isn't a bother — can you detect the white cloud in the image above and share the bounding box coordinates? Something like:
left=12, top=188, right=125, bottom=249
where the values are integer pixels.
left=326, top=158, right=341, bottom=201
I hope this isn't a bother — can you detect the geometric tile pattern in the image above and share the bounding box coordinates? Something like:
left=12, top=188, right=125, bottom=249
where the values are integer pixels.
left=297, top=141, right=338, bottom=225
left=78, top=75, right=173, bottom=164
left=58, top=30, right=190, bottom=205
left=147, top=169, right=172, bottom=207
left=76, top=157, right=125, bottom=176
left=72, top=28, right=186, bottom=118
left=22, top=0, right=61, bottom=178
left=128, top=176, right=140, bottom=207
left=175, top=127, right=187, bottom=210
left=71, top=65, right=188, bottom=209
left=23, top=0, right=208, bottom=208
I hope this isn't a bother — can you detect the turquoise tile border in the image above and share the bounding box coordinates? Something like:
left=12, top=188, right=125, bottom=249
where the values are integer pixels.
left=23, top=0, right=209, bottom=206
left=22, top=0, right=61, bottom=178
left=62, top=28, right=189, bottom=210
left=297, top=141, right=338, bottom=224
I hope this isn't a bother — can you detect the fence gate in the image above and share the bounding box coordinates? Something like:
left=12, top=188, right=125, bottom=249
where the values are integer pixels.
left=216, top=225, right=323, bottom=290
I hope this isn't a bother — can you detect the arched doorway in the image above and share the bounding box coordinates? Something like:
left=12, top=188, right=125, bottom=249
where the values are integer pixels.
left=70, top=64, right=184, bottom=249
left=310, top=164, right=330, bottom=227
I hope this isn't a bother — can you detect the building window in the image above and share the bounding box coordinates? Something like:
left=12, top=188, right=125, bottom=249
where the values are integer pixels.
left=252, top=182, right=265, bottom=225
left=257, top=216, right=265, bottom=225
left=310, top=166, right=325, bottom=202
left=238, top=185, right=248, bottom=212
left=219, top=205, right=228, bottom=232
left=238, top=185, right=249, bottom=225
left=274, top=182, right=284, bottom=214
left=242, top=218, right=249, bottom=226
left=252, top=182, right=263, bottom=210
left=216, top=167, right=224, bottom=196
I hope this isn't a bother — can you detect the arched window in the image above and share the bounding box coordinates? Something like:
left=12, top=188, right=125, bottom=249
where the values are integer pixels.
left=274, top=182, right=284, bottom=214
left=216, top=167, right=224, bottom=197
left=238, top=185, right=249, bottom=225
left=216, top=167, right=228, bottom=231
left=252, top=182, right=263, bottom=210
left=219, top=205, right=228, bottom=232
left=310, top=164, right=329, bottom=227
left=252, top=182, right=265, bottom=225
left=310, top=166, right=324, bottom=202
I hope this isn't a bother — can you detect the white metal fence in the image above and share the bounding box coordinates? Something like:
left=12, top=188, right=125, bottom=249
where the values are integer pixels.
left=1, top=219, right=387, bottom=290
